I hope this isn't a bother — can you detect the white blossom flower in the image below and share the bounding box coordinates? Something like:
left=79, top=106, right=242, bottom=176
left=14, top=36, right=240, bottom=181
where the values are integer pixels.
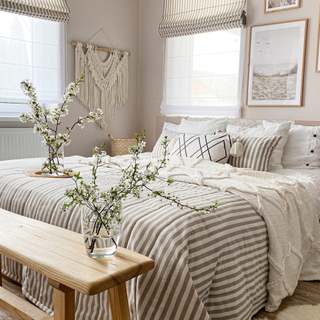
left=19, top=113, right=32, bottom=123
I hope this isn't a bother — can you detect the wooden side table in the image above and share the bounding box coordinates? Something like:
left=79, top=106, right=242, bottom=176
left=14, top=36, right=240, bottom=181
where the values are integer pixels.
left=0, top=209, right=154, bottom=320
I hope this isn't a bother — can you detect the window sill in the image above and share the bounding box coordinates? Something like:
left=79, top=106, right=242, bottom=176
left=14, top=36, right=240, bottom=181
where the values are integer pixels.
left=0, top=117, right=21, bottom=122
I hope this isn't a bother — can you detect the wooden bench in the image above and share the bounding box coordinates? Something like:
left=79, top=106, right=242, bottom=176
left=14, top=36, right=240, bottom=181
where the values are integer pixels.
left=0, top=209, right=155, bottom=320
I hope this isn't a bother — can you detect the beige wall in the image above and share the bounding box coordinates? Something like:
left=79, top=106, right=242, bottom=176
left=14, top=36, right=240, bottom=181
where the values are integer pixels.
left=2, top=1, right=320, bottom=155
left=0, top=0, right=140, bottom=157
left=137, top=0, right=320, bottom=151
left=138, top=0, right=164, bottom=151
left=242, top=0, right=320, bottom=120
left=65, top=0, right=140, bottom=156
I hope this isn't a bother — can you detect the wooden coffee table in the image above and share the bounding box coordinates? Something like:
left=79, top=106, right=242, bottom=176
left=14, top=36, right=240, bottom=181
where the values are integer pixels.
left=0, top=209, right=154, bottom=320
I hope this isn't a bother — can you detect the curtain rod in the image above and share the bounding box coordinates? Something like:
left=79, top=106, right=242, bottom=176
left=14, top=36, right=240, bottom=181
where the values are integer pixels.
left=72, top=41, right=131, bottom=56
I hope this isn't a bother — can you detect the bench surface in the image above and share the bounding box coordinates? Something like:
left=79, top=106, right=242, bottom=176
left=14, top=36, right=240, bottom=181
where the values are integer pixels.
left=0, top=209, right=154, bottom=296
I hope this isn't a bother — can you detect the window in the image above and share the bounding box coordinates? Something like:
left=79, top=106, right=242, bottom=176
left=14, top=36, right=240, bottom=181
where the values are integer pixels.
left=161, top=29, right=245, bottom=117
left=0, top=11, right=65, bottom=118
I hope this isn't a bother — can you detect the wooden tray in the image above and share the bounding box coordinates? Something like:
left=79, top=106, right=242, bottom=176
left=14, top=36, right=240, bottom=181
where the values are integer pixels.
left=25, top=170, right=76, bottom=178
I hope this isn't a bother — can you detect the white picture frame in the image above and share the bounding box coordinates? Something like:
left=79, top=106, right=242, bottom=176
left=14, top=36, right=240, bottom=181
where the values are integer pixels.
left=265, top=0, right=300, bottom=14
left=246, top=20, right=307, bottom=107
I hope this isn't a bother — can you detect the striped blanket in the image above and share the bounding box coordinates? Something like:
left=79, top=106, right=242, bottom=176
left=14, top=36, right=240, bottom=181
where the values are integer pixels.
left=0, top=155, right=316, bottom=319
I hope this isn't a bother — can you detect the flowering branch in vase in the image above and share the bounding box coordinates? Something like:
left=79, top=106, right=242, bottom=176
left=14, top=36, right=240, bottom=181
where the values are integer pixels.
left=20, top=74, right=103, bottom=174
left=61, top=130, right=218, bottom=255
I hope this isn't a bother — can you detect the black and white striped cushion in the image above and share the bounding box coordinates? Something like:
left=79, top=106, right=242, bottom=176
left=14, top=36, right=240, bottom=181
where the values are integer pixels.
left=170, top=133, right=232, bottom=163
left=228, top=135, right=282, bottom=172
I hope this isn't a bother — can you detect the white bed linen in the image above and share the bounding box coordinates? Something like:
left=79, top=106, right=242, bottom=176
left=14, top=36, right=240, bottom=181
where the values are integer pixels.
left=143, top=153, right=320, bottom=219
left=271, top=168, right=320, bottom=220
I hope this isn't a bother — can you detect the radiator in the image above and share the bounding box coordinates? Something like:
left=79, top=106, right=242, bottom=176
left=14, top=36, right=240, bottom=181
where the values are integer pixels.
left=0, top=128, right=42, bottom=161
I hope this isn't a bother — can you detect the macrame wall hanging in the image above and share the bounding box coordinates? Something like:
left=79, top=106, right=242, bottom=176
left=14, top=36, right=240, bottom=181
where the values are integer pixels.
left=73, top=29, right=130, bottom=129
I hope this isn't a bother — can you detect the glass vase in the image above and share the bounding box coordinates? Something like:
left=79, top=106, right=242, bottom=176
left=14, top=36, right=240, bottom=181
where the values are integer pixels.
left=41, top=141, right=64, bottom=175
left=80, top=206, right=122, bottom=258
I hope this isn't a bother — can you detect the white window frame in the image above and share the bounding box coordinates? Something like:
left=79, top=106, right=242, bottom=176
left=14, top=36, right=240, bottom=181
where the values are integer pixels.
left=0, top=13, right=67, bottom=121
left=160, top=28, right=247, bottom=118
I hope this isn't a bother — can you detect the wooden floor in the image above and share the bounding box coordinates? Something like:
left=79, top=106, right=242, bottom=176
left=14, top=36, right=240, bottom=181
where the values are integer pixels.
left=253, top=280, right=320, bottom=319
left=0, top=277, right=319, bottom=320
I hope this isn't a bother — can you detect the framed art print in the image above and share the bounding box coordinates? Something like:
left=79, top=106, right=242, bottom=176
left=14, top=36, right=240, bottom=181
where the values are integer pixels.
left=265, top=0, right=300, bottom=14
left=316, top=6, right=320, bottom=72
left=246, top=20, right=307, bottom=107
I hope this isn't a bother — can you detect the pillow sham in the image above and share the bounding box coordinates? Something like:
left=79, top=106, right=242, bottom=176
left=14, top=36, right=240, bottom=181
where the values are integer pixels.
left=282, top=125, right=320, bottom=169
left=228, top=135, right=282, bottom=172
left=177, top=118, right=228, bottom=135
left=227, top=119, right=295, bottom=128
left=227, top=122, right=291, bottom=170
left=187, top=117, right=294, bottom=128
left=163, top=121, right=180, bottom=132
left=152, top=129, right=181, bottom=158
left=170, top=133, right=232, bottom=163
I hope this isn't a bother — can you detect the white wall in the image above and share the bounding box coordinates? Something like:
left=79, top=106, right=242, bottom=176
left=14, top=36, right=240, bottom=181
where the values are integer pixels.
left=137, top=0, right=320, bottom=150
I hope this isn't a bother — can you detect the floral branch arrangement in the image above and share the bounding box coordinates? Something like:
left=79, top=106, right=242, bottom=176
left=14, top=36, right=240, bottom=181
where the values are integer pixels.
left=61, top=130, right=218, bottom=256
left=20, top=74, right=104, bottom=174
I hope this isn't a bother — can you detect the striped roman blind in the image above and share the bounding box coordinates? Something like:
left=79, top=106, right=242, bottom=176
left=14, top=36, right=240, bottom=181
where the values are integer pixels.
left=159, top=0, right=247, bottom=38
left=0, top=0, right=70, bottom=23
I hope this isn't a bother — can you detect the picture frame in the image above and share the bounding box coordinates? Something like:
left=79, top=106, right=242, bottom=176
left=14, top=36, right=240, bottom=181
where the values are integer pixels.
left=264, top=0, right=300, bottom=14
left=246, top=20, right=308, bottom=107
left=316, top=6, right=320, bottom=72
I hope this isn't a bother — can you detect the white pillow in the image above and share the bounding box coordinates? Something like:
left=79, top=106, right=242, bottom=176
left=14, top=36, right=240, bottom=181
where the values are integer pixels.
left=282, top=125, right=320, bottom=169
left=227, top=118, right=295, bottom=128
left=163, top=121, right=180, bottom=132
left=177, top=118, right=228, bottom=135
left=170, top=133, right=232, bottom=163
left=152, top=129, right=181, bottom=158
left=227, top=121, right=291, bottom=170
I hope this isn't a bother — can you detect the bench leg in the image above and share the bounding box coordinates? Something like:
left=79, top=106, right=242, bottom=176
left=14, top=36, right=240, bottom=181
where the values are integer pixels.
left=108, top=282, right=130, bottom=320
left=49, top=278, right=75, bottom=320
left=0, top=254, right=2, bottom=287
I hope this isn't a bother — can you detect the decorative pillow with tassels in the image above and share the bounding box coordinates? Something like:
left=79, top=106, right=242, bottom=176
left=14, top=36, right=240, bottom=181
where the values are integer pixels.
left=228, top=135, right=282, bottom=172
left=170, top=133, right=232, bottom=163
left=230, top=138, right=244, bottom=158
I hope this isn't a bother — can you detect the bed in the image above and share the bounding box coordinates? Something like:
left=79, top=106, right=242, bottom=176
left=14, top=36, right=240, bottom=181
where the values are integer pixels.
left=0, top=118, right=320, bottom=320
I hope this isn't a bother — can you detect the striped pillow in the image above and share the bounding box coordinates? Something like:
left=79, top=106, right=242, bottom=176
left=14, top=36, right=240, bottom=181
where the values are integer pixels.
left=152, top=129, right=181, bottom=158
left=228, top=135, right=282, bottom=172
left=170, top=133, right=232, bottom=163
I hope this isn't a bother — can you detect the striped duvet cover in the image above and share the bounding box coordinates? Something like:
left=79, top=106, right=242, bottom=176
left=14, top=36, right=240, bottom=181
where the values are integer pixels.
left=0, top=156, right=268, bottom=320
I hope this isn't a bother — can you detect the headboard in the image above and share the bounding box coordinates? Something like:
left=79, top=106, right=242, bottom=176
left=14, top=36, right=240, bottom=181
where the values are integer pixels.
left=156, top=116, right=320, bottom=141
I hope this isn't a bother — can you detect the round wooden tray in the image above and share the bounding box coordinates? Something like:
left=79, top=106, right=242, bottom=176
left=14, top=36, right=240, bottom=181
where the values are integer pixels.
left=25, top=170, right=76, bottom=178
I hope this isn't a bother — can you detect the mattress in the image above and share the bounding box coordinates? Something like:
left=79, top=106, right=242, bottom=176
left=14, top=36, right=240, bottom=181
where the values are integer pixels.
left=0, top=156, right=268, bottom=320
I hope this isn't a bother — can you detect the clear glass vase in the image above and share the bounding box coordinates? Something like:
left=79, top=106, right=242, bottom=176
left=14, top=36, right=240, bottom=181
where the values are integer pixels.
left=80, top=206, right=122, bottom=258
left=41, top=141, right=64, bottom=175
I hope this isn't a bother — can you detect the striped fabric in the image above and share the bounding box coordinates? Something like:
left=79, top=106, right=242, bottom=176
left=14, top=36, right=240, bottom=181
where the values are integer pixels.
left=0, top=157, right=268, bottom=320
left=171, top=133, right=232, bottom=163
left=0, top=0, right=70, bottom=23
left=151, top=129, right=181, bottom=158
left=228, top=135, right=282, bottom=172
left=159, top=0, right=247, bottom=38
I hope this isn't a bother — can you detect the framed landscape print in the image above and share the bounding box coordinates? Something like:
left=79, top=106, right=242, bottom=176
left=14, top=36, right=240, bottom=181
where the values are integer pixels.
left=265, top=0, right=300, bottom=14
left=316, top=7, right=320, bottom=72
left=246, top=20, right=307, bottom=107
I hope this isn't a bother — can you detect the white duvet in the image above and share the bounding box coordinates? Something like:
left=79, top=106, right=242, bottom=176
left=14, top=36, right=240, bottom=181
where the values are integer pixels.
left=92, top=154, right=320, bottom=312
left=271, top=168, right=320, bottom=220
